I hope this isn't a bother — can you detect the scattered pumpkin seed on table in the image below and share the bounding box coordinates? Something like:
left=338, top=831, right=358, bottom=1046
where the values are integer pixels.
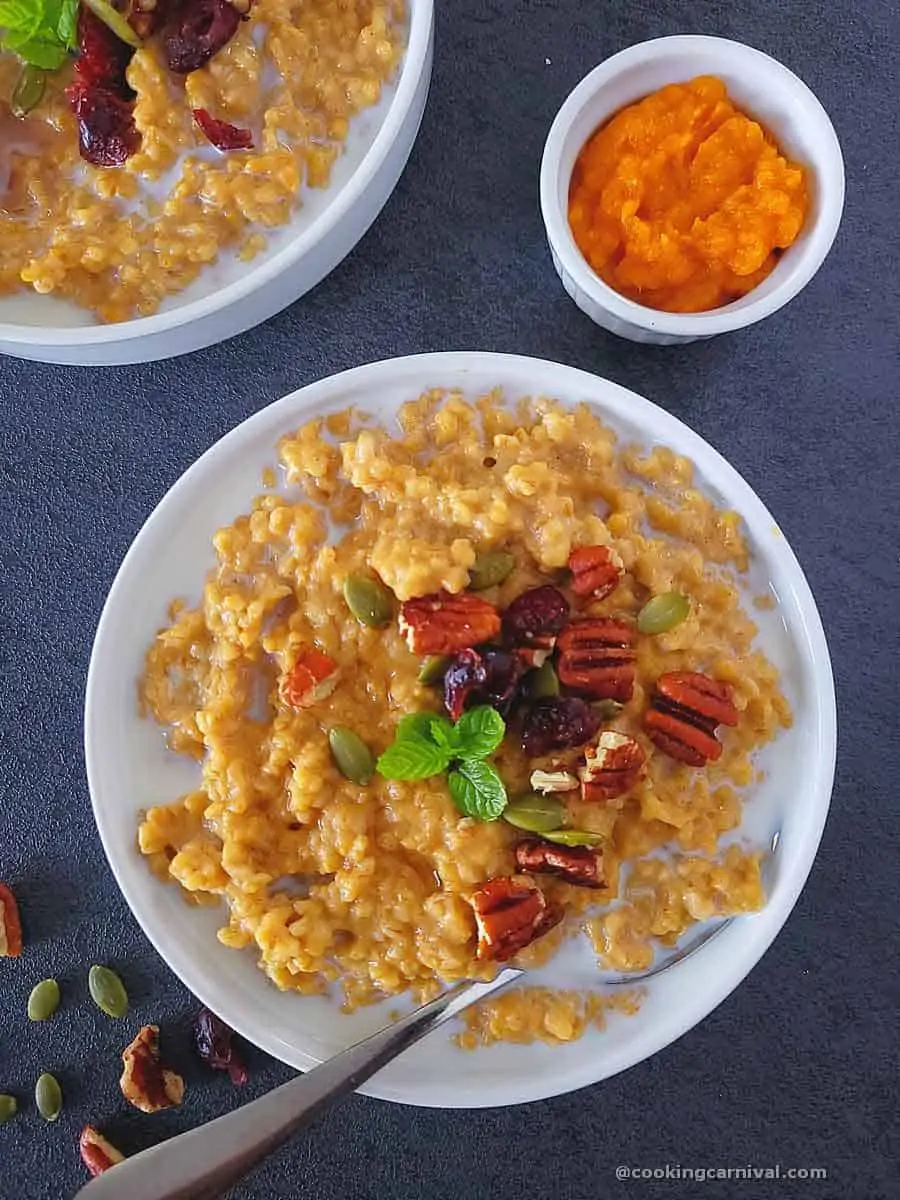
left=468, top=549, right=515, bottom=591
left=0, top=1095, right=18, bottom=1123
left=637, top=592, right=690, bottom=635
left=504, top=794, right=566, bottom=834
left=27, top=978, right=60, bottom=1022
left=343, top=574, right=393, bottom=627
left=35, top=1073, right=62, bottom=1122
left=328, top=726, right=375, bottom=785
left=88, top=965, right=128, bottom=1018
left=592, top=699, right=624, bottom=720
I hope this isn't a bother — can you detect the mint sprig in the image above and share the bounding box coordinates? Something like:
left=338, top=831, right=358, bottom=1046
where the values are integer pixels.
left=0, top=0, right=79, bottom=71
left=377, top=704, right=509, bottom=821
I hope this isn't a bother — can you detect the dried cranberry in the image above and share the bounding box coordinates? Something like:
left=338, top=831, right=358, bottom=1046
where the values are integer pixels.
left=194, top=1007, right=248, bottom=1085
left=193, top=108, right=253, bottom=151
left=503, top=586, right=569, bottom=645
left=163, top=0, right=243, bottom=74
left=66, top=83, right=140, bottom=166
left=521, top=697, right=600, bottom=757
left=443, top=648, right=488, bottom=721
left=443, top=647, right=525, bottom=721
left=74, top=6, right=135, bottom=98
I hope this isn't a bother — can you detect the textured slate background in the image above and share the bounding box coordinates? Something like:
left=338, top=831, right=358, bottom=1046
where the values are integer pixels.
left=1, top=1, right=898, bottom=1197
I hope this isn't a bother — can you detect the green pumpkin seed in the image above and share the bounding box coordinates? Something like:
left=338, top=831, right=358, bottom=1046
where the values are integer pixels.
left=591, top=699, right=624, bottom=720
left=417, top=655, right=451, bottom=685
left=82, top=0, right=143, bottom=46
left=328, top=726, right=375, bottom=785
left=35, top=1073, right=62, bottom=1122
left=343, top=574, right=393, bottom=627
left=0, top=1095, right=18, bottom=1124
left=468, top=549, right=515, bottom=591
left=637, top=592, right=690, bottom=636
left=527, top=660, right=560, bottom=699
left=88, top=965, right=128, bottom=1019
left=542, top=829, right=604, bottom=847
left=27, top=979, right=60, bottom=1022
left=504, top=794, right=566, bottom=834
left=11, top=65, right=46, bottom=117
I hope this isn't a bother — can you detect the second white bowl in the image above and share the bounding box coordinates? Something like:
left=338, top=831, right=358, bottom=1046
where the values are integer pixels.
left=540, top=36, right=845, bottom=345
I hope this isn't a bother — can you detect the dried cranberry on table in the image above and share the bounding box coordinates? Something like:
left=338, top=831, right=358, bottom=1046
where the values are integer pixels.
left=521, top=696, right=600, bottom=758
left=443, top=647, right=524, bottom=721
left=163, top=0, right=245, bottom=74
left=194, top=1007, right=248, bottom=1085
left=193, top=108, right=253, bottom=151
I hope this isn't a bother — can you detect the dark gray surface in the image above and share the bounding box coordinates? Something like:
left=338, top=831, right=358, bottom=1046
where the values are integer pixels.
left=1, top=2, right=897, bottom=1198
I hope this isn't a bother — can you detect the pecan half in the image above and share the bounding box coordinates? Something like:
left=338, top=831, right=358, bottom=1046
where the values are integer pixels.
left=557, top=618, right=636, bottom=702
left=0, top=883, right=22, bottom=957
left=568, top=545, right=624, bottom=599
left=530, top=768, right=579, bottom=794
left=399, top=591, right=501, bottom=655
left=644, top=671, right=739, bottom=766
left=469, top=876, right=563, bottom=961
left=279, top=649, right=339, bottom=709
left=79, top=1126, right=125, bottom=1176
left=120, top=1026, right=185, bottom=1113
left=514, top=838, right=606, bottom=889
left=580, top=730, right=646, bottom=801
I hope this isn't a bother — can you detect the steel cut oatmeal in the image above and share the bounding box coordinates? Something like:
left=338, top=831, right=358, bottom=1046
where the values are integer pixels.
left=0, top=0, right=404, bottom=321
left=139, top=391, right=790, bottom=1048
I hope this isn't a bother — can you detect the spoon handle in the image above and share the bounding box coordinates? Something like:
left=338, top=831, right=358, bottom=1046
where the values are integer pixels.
left=75, top=969, right=522, bottom=1200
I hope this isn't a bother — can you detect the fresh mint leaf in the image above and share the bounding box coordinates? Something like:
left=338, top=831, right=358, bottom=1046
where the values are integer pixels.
left=55, top=0, right=78, bottom=49
left=396, top=712, right=439, bottom=743
left=0, top=0, right=77, bottom=68
left=7, top=34, right=66, bottom=68
left=428, top=715, right=461, bottom=756
left=447, top=759, right=508, bottom=821
left=454, top=705, right=505, bottom=760
left=376, top=736, right=448, bottom=781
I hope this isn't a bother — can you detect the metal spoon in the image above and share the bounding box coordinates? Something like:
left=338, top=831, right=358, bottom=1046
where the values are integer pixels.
left=74, top=968, right=523, bottom=1200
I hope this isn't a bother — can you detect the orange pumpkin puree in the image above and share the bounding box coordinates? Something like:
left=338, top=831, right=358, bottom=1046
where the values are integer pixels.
left=567, top=76, right=809, bottom=313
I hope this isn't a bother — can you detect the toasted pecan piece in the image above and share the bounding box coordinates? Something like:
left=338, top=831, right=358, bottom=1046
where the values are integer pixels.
left=644, top=671, right=738, bottom=766
left=120, top=1026, right=185, bottom=1113
left=568, top=545, right=624, bottom=599
left=399, top=591, right=501, bottom=655
left=580, top=730, right=646, bottom=801
left=469, top=876, right=562, bottom=961
left=79, top=1126, right=125, bottom=1176
left=0, top=883, right=22, bottom=957
left=279, top=649, right=339, bottom=709
left=514, top=838, right=606, bottom=889
left=557, top=617, right=636, bottom=702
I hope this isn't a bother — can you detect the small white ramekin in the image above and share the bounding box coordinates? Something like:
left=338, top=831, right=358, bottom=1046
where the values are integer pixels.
left=540, top=35, right=845, bottom=344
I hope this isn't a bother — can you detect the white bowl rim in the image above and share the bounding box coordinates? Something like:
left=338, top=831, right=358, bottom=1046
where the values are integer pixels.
left=540, top=34, right=846, bottom=336
left=84, top=351, right=837, bottom=1107
left=0, top=0, right=433, bottom=348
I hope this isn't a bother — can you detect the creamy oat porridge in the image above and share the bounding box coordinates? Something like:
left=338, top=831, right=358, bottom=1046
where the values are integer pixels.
left=0, top=0, right=403, bottom=321
left=138, top=391, right=790, bottom=1048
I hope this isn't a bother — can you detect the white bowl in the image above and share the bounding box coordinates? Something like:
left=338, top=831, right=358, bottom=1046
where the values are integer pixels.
left=84, top=351, right=836, bottom=1107
left=540, top=36, right=845, bottom=345
left=0, top=2, right=433, bottom=366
